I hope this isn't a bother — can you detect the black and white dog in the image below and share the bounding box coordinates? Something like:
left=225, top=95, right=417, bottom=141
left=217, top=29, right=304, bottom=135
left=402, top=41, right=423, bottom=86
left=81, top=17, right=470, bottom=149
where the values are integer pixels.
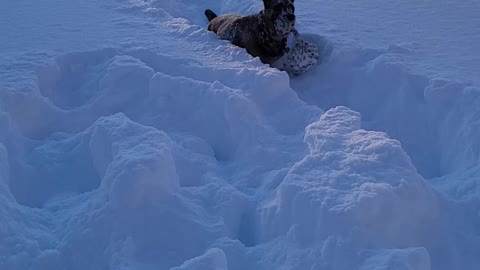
left=205, top=0, right=319, bottom=75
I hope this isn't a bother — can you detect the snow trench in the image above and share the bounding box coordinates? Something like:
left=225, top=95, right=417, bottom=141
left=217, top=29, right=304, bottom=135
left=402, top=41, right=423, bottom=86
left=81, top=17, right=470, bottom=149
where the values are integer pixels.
left=1, top=0, right=480, bottom=270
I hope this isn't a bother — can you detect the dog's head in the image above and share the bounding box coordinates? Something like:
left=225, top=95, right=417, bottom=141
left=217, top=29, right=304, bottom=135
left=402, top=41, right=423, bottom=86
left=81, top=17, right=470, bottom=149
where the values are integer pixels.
left=263, top=0, right=296, bottom=38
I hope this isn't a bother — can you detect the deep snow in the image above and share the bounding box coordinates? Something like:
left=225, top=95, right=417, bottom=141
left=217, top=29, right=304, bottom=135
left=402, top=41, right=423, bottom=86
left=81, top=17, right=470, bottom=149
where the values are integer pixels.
left=1, top=0, right=480, bottom=270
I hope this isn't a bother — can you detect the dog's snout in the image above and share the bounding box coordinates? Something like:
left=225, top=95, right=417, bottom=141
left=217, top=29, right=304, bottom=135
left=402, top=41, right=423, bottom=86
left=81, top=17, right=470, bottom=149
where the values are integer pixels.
left=286, top=14, right=295, bottom=21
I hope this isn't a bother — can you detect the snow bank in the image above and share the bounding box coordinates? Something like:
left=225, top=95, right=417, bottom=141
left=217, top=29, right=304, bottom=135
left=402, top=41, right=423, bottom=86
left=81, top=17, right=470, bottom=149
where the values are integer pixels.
left=1, top=0, right=480, bottom=269
left=360, top=248, right=431, bottom=270
left=294, top=44, right=480, bottom=200
left=261, top=107, right=438, bottom=244
left=0, top=42, right=311, bottom=268
left=256, top=107, right=441, bottom=269
left=170, top=248, right=228, bottom=270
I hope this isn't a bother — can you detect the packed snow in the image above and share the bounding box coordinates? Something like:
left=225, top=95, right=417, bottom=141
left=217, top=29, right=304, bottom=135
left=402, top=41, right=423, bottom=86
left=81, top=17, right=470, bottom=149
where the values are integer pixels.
left=1, top=0, right=480, bottom=270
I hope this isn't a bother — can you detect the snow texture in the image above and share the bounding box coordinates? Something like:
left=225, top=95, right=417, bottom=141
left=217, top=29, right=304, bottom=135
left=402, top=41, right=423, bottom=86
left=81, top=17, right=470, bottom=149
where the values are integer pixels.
left=1, top=0, right=480, bottom=270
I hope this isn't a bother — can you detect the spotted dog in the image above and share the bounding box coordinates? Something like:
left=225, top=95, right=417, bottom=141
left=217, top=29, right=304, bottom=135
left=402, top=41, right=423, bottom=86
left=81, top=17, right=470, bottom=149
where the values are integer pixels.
left=205, top=0, right=319, bottom=75
left=205, top=0, right=296, bottom=65
left=272, top=30, right=319, bottom=76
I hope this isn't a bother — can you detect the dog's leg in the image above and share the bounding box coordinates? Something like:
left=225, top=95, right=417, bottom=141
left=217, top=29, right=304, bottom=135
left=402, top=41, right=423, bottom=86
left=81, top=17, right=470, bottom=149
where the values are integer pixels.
left=205, top=9, right=218, bottom=22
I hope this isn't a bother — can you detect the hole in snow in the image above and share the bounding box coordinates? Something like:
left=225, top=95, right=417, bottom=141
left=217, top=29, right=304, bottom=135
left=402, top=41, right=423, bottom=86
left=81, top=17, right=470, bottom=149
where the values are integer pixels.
left=37, top=48, right=117, bottom=110
left=237, top=212, right=256, bottom=247
left=8, top=136, right=101, bottom=208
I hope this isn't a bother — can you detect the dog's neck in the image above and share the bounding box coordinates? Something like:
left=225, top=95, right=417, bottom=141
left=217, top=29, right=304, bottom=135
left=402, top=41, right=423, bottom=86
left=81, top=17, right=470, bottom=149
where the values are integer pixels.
left=257, top=11, right=292, bottom=58
left=257, top=11, right=289, bottom=41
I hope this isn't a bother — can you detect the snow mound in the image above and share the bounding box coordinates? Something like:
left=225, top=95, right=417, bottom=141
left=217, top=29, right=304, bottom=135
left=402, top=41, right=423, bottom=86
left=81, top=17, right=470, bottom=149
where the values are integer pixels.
left=262, top=107, right=438, bottom=244
left=170, top=248, right=228, bottom=270
left=1, top=0, right=480, bottom=269
left=294, top=43, right=480, bottom=196
left=0, top=40, right=320, bottom=269
left=360, top=248, right=431, bottom=270
left=255, top=107, right=442, bottom=269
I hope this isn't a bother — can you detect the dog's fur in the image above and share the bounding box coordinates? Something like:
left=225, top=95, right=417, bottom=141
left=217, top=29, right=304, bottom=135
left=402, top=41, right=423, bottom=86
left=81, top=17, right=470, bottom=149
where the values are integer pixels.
left=272, top=30, right=320, bottom=75
left=205, top=0, right=296, bottom=65
left=205, top=0, right=319, bottom=75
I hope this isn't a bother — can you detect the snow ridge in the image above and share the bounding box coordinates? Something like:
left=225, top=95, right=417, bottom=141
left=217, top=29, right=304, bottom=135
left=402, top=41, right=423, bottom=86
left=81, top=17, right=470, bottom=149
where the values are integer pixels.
left=1, top=0, right=480, bottom=269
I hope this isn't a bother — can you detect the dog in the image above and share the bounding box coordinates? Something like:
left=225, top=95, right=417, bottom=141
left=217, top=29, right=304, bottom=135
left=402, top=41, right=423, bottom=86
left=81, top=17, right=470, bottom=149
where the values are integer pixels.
left=271, top=30, right=320, bottom=75
left=205, top=0, right=319, bottom=75
left=205, top=0, right=296, bottom=65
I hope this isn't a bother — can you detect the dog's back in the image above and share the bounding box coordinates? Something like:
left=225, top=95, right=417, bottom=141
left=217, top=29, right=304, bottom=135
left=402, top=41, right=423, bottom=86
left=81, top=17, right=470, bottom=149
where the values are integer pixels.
left=208, top=16, right=243, bottom=39
left=203, top=7, right=287, bottom=65
left=205, top=9, right=243, bottom=38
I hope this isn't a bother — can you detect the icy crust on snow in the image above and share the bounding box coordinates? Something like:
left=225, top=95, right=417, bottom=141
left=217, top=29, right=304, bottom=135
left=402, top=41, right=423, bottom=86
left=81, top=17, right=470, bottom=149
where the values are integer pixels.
left=1, top=0, right=480, bottom=269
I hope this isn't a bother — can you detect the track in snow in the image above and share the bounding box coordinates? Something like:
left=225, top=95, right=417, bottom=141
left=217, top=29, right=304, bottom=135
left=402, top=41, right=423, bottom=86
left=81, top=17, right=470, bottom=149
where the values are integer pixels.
left=1, top=1, right=480, bottom=270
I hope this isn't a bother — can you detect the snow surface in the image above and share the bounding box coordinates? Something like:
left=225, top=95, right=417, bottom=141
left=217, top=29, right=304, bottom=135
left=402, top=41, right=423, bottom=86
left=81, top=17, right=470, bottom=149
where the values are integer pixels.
left=1, top=0, right=480, bottom=269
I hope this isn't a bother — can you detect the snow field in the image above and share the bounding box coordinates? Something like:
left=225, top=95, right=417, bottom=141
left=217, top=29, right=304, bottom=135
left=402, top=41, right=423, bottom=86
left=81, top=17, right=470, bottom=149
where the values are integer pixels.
left=1, top=0, right=480, bottom=269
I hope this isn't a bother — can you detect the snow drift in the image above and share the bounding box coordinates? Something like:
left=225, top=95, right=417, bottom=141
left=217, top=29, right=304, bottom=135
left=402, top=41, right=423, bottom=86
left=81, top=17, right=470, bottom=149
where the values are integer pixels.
left=1, top=0, right=480, bottom=269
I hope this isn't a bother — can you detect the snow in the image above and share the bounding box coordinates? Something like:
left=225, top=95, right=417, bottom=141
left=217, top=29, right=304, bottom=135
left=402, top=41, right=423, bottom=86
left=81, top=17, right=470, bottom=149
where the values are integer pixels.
left=170, top=248, right=228, bottom=270
left=1, top=0, right=480, bottom=270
